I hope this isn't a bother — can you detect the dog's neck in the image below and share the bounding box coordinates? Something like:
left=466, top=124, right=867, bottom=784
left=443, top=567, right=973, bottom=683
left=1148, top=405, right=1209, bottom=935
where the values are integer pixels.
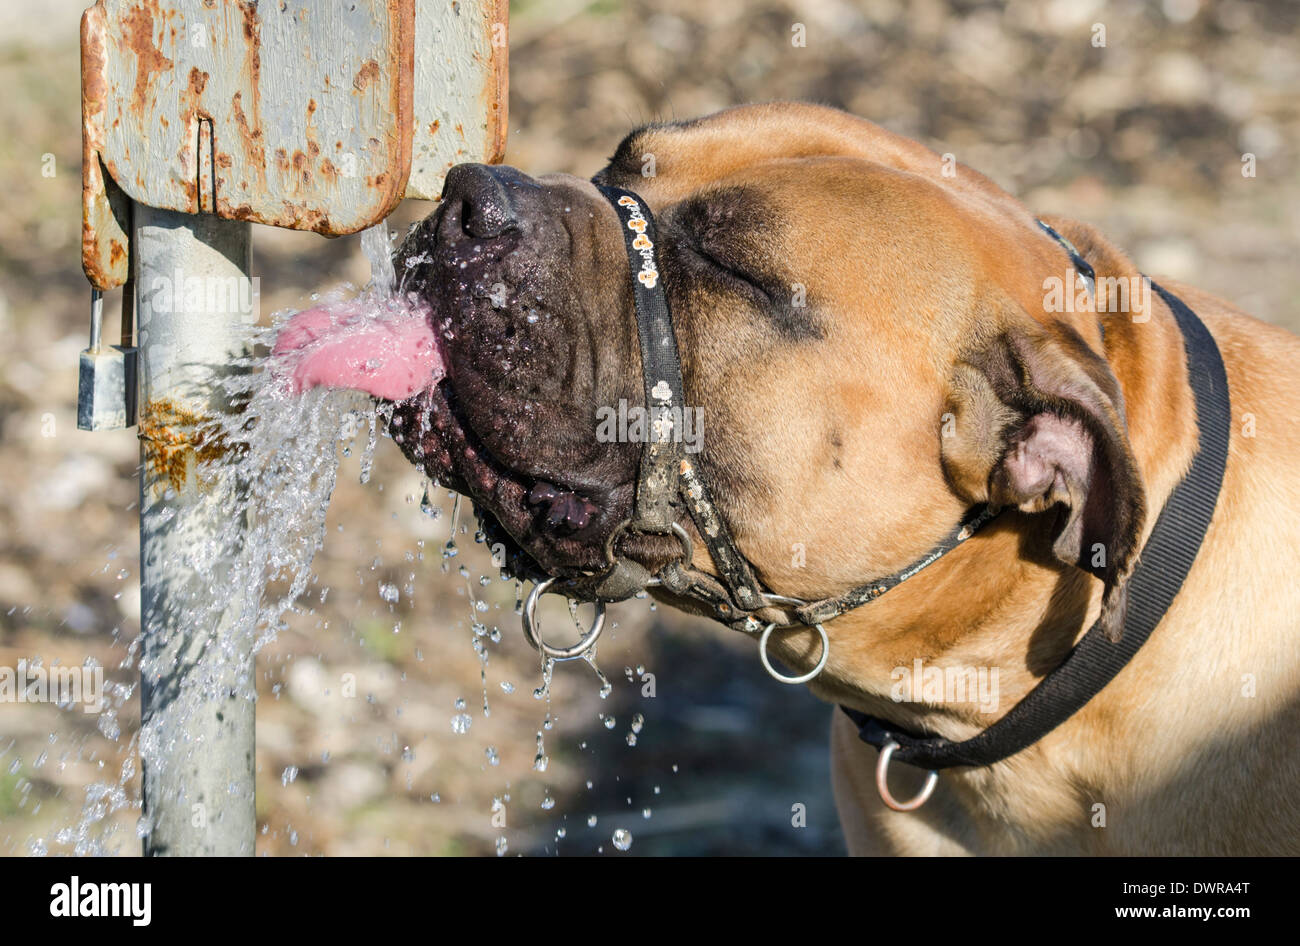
left=806, top=223, right=1201, bottom=754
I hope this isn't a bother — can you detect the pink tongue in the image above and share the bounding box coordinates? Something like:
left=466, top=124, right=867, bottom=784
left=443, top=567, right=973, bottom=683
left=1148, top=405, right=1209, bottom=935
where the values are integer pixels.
left=272, top=299, right=444, bottom=402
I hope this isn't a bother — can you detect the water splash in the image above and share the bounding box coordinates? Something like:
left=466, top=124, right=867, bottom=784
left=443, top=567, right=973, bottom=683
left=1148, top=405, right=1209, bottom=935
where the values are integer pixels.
left=35, top=224, right=412, bottom=856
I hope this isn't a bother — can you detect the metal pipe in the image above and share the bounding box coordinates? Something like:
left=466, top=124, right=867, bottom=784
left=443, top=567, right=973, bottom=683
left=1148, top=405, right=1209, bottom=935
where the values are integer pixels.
left=134, top=202, right=256, bottom=856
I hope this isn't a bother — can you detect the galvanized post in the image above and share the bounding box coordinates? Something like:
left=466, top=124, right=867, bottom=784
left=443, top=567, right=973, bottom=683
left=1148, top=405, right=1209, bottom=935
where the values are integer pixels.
left=135, top=203, right=256, bottom=856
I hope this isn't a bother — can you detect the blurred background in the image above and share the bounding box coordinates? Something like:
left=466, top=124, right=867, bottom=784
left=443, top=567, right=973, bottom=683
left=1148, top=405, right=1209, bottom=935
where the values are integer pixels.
left=0, top=0, right=1296, bottom=855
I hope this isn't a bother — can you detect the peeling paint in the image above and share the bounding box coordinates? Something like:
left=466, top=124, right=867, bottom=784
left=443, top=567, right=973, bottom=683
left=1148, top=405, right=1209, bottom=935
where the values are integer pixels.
left=122, top=0, right=172, bottom=120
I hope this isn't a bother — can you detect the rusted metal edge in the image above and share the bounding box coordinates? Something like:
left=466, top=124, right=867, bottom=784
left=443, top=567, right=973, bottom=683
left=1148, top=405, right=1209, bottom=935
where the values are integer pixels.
left=485, top=0, right=510, bottom=165
left=368, top=0, right=417, bottom=231
left=81, top=0, right=131, bottom=290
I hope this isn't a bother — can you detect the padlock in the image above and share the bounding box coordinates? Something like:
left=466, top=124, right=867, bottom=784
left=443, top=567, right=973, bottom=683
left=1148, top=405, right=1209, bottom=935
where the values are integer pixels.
left=77, top=287, right=138, bottom=430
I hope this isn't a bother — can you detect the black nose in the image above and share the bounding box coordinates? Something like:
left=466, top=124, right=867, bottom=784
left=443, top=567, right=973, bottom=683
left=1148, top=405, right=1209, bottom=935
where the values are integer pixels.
left=440, top=163, right=528, bottom=239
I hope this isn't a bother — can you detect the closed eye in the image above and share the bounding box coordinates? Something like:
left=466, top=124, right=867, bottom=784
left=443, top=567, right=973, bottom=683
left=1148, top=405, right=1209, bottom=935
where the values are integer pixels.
left=675, top=235, right=774, bottom=304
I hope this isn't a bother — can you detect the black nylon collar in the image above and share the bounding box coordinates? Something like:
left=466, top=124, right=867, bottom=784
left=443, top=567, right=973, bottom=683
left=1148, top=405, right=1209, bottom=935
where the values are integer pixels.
left=842, top=280, right=1231, bottom=770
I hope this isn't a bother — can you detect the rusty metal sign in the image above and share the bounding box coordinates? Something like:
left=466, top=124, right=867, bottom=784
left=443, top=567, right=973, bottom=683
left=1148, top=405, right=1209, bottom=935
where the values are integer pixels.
left=81, top=0, right=508, bottom=291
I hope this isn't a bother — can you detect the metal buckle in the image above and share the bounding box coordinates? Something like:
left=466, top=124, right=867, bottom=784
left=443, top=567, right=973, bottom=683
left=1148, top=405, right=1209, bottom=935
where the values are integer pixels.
left=758, top=620, right=829, bottom=685
left=521, top=577, right=606, bottom=661
left=875, top=739, right=939, bottom=812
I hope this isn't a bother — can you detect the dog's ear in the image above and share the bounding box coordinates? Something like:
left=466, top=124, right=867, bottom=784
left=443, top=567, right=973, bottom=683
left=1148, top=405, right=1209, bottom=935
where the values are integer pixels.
left=941, top=314, right=1146, bottom=642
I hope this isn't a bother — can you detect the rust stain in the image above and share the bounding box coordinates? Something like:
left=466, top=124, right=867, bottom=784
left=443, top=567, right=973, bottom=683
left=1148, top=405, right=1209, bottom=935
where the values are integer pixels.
left=484, top=0, right=511, bottom=164
left=122, top=1, right=173, bottom=120
left=234, top=1, right=265, bottom=188
left=231, top=91, right=266, bottom=187
left=139, top=398, right=245, bottom=494
left=81, top=3, right=128, bottom=290
left=177, top=66, right=213, bottom=212
left=428, top=119, right=440, bottom=136
left=291, top=149, right=310, bottom=189
left=304, top=98, right=322, bottom=176
left=353, top=59, right=380, bottom=92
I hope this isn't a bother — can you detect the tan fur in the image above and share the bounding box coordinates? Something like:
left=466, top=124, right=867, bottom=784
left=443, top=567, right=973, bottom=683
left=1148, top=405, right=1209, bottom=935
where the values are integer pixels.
left=614, top=103, right=1300, bottom=855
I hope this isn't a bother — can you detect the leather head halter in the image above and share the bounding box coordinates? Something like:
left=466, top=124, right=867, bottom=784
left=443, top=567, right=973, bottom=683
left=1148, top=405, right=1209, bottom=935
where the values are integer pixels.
left=526, top=185, right=1001, bottom=657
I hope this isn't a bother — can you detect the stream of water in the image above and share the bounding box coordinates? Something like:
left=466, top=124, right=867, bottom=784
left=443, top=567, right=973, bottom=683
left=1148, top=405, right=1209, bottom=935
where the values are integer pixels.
left=29, top=221, right=644, bottom=856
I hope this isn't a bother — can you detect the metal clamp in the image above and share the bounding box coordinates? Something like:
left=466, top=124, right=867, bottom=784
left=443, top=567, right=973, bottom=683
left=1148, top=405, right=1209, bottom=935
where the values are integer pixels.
left=758, top=620, right=829, bottom=685
left=875, top=740, right=939, bottom=812
left=521, top=577, right=606, bottom=661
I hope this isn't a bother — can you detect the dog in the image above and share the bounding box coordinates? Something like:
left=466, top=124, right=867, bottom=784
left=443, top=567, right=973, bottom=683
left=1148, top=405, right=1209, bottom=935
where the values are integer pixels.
left=279, top=102, right=1300, bottom=855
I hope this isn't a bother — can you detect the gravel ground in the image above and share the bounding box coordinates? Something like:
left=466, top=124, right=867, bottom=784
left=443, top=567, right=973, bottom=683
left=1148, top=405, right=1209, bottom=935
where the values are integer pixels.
left=0, top=0, right=1296, bottom=856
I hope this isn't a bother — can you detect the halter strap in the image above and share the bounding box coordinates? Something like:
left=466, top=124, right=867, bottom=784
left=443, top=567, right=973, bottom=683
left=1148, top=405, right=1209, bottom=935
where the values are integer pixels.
left=586, top=184, right=1001, bottom=629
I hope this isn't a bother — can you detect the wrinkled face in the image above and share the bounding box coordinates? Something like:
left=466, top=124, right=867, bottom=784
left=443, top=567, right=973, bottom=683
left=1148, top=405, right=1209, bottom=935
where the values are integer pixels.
left=388, top=103, right=1061, bottom=597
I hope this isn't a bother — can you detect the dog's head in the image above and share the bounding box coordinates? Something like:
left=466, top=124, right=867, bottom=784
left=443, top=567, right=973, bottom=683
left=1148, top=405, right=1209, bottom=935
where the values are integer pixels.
left=391, top=103, right=1146, bottom=639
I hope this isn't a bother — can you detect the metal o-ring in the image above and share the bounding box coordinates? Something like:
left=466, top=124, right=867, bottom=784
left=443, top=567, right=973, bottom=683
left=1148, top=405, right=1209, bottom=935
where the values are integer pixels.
left=875, top=740, right=939, bottom=812
left=522, top=577, right=606, bottom=661
left=758, top=620, right=830, bottom=685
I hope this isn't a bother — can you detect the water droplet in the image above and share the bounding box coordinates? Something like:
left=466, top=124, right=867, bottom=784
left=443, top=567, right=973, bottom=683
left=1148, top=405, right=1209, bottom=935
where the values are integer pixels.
left=420, top=484, right=442, bottom=519
left=485, top=746, right=500, bottom=766
left=587, top=814, right=598, bottom=827
left=612, top=828, right=633, bottom=851
left=450, top=713, right=472, bottom=734
left=496, top=836, right=508, bottom=856
left=541, top=795, right=555, bottom=810
left=281, top=766, right=298, bottom=786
